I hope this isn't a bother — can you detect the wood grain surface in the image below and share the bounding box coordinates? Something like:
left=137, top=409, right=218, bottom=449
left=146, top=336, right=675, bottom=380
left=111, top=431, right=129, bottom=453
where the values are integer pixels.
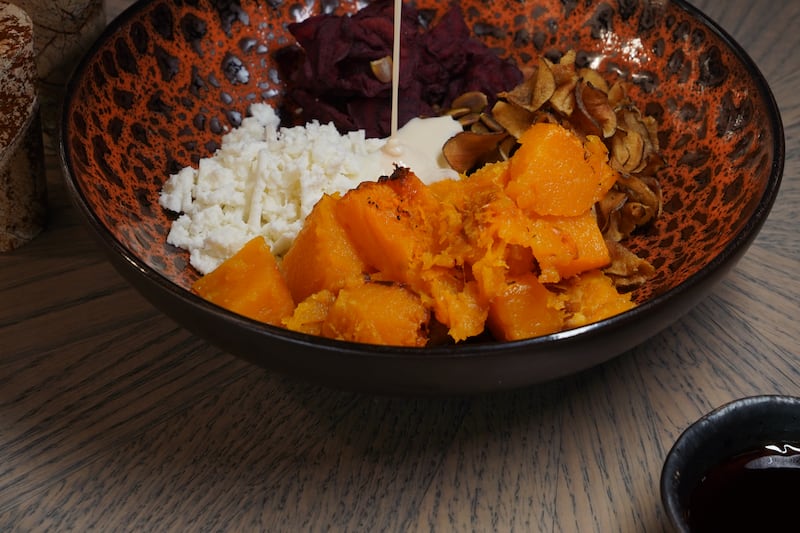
left=1, top=0, right=798, bottom=531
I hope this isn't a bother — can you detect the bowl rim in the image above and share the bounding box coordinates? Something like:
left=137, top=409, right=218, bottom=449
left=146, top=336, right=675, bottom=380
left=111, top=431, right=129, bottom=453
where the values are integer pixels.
left=59, top=0, right=785, bottom=359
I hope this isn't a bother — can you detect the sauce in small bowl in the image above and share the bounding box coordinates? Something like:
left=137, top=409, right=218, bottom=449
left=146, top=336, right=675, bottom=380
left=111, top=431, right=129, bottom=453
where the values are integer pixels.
left=661, top=396, right=800, bottom=532
left=686, top=442, right=800, bottom=531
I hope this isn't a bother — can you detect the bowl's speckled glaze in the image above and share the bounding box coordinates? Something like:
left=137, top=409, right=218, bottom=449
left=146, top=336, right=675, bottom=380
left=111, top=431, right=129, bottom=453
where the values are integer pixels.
left=61, top=0, right=783, bottom=394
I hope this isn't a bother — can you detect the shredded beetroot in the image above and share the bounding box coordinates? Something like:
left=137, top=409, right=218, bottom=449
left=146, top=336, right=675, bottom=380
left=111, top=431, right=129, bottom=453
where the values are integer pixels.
left=276, top=0, right=523, bottom=138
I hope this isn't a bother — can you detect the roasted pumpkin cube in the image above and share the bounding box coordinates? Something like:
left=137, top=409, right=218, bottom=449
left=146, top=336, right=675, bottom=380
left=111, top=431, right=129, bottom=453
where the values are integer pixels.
left=282, top=289, right=336, bottom=336
left=560, top=269, right=635, bottom=328
left=422, top=269, right=488, bottom=342
left=282, top=193, right=366, bottom=303
left=321, top=282, right=430, bottom=347
left=506, top=122, right=618, bottom=217
left=487, top=272, right=564, bottom=341
left=335, top=185, right=416, bottom=282
left=192, top=236, right=294, bottom=326
left=528, top=211, right=611, bottom=283
left=334, top=169, right=439, bottom=283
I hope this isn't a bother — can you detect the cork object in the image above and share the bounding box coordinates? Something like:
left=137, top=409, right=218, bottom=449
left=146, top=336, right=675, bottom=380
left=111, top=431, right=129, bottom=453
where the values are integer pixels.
left=0, top=2, right=46, bottom=251
left=11, top=0, right=105, bottom=88
left=11, top=0, right=106, bottom=151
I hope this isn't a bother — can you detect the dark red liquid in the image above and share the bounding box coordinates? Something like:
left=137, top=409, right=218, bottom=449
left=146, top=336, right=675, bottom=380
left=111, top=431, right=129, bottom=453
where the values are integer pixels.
left=686, top=443, right=800, bottom=532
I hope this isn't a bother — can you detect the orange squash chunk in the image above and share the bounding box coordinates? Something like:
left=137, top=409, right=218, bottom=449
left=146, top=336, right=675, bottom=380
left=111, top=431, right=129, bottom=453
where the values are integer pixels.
left=282, top=193, right=366, bottom=303
left=528, top=211, right=611, bottom=283
left=422, top=270, right=488, bottom=342
left=321, top=282, right=430, bottom=347
left=282, top=289, right=336, bottom=336
left=469, top=158, right=511, bottom=189
left=192, top=236, right=294, bottom=325
left=430, top=159, right=509, bottom=209
left=560, top=270, right=635, bottom=328
left=506, top=123, right=618, bottom=217
left=435, top=172, right=532, bottom=302
left=487, top=272, right=564, bottom=341
left=504, top=244, right=535, bottom=276
left=334, top=169, right=439, bottom=284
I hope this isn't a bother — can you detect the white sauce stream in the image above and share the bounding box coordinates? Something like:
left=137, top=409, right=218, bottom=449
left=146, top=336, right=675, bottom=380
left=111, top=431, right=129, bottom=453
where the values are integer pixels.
left=382, top=0, right=461, bottom=182
left=391, top=0, right=402, bottom=135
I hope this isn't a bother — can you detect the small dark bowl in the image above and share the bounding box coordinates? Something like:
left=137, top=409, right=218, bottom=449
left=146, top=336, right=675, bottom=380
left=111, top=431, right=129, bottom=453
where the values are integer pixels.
left=661, top=395, right=800, bottom=531
left=60, top=0, right=784, bottom=394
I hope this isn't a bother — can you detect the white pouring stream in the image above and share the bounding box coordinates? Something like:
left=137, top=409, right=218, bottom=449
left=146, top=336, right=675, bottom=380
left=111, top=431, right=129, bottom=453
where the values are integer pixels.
left=391, top=0, right=402, bottom=135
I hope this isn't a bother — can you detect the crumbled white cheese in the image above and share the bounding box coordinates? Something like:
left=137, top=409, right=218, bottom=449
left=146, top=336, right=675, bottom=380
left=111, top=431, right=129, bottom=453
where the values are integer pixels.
left=159, top=103, right=386, bottom=274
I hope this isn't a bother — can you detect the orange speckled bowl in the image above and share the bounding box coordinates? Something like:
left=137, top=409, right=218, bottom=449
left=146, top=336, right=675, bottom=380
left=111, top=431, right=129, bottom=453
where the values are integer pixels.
left=61, top=0, right=783, bottom=394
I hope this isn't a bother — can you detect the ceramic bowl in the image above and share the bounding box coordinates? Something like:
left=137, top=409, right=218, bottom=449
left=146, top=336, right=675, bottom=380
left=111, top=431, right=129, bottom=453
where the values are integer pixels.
left=61, top=0, right=783, bottom=394
left=661, top=395, right=800, bottom=531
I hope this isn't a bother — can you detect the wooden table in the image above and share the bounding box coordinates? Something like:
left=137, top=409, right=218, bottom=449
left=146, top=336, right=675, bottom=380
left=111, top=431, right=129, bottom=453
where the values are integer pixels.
left=1, top=0, right=798, bottom=530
